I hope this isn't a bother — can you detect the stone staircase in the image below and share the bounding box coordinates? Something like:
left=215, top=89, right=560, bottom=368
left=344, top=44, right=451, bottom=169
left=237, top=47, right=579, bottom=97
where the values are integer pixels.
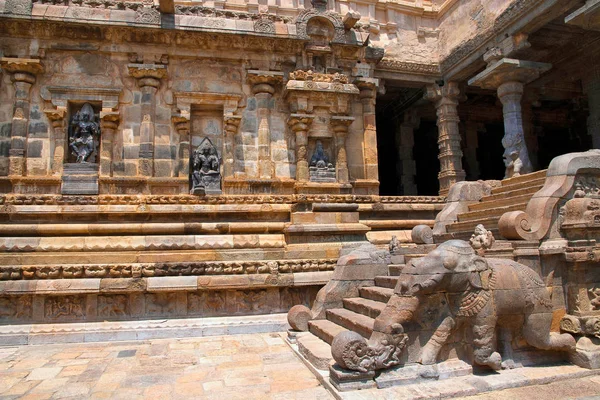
left=296, top=252, right=427, bottom=370
left=443, top=170, right=547, bottom=240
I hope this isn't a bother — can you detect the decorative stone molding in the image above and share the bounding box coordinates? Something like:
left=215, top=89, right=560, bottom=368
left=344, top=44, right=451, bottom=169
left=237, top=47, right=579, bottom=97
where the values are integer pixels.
left=377, top=59, right=440, bottom=75
left=0, top=259, right=337, bottom=281
left=499, top=150, right=600, bottom=241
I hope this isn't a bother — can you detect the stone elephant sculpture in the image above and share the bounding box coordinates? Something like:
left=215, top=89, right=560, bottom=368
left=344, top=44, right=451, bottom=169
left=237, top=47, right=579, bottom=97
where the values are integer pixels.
left=375, top=239, right=575, bottom=370
left=334, top=239, right=576, bottom=372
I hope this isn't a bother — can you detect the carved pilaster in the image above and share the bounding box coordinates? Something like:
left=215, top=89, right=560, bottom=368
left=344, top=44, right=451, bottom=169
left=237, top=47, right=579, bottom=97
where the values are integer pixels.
left=223, top=114, right=241, bottom=179
left=288, top=114, right=314, bottom=182
left=1, top=58, right=44, bottom=177
left=247, top=70, right=284, bottom=179
left=331, top=116, right=354, bottom=184
left=425, top=82, right=466, bottom=196
left=356, top=78, right=379, bottom=182
left=44, top=108, right=67, bottom=176
left=128, top=64, right=167, bottom=177
left=172, top=114, right=190, bottom=178
left=100, top=112, right=120, bottom=177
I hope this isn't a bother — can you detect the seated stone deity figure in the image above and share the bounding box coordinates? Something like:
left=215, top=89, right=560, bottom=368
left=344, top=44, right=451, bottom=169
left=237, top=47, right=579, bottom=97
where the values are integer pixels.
left=69, top=103, right=100, bottom=163
left=309, top=140, right=336, bottom=182
left=503, top=149, right=523, bottom=179
left=190, top=138, right=222, bottom=195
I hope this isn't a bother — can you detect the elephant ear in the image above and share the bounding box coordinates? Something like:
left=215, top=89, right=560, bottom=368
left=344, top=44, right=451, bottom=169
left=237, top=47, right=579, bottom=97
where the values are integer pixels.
left=454, top=255, right=488, bottom=273
left=467, top=259, right=492, bottom=290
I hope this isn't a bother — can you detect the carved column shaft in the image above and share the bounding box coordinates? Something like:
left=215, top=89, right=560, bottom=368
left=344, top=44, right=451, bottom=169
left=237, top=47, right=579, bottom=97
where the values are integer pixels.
left=223, top=115, right=241, bottom=179
left=425, top=82, right=466, bottom=195
left=1, top=59, right=44, bottom=176
left=172, top=116, right=190, bottom=178
left=288, top=115, right=313, bottom=182
left=44, top=109, right=66, bottom=175
left=100, top=112, right=120, bottom=177
left=128, top=64, right=166, bottom=177
left=331, top=117, right=353, bottom=184
left=397, top=110, right=419, bottom=195
left=358, top=82, right=379, bottom=182
left=497, top=81, right=533, bottom=175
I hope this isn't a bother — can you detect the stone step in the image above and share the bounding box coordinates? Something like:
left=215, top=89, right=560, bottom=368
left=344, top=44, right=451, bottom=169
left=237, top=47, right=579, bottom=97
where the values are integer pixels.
left=476, top=186, right=542, bottom=205
left=404, top=254, right=427, bottom=263
left=497, top=169, right=547, bottom=187
left=374, top=276, right=398, bottom=289
left=388, top=264, right=403, bottom=276
left=297, top=333, right=333, bottom=371
left=491, top=176, right=546, bottom=195
left=343, top=297, right=386, bottom=319
left=446, top=217, right=499, bottom=234
left=359, top=286, right=394, bottom=303
left=435, top=228, right=501, bottom=242
left=326, top=308, right=375, bottom=339
left=308, top=319, right=348, bottom=345
left=457, top=202, right=529, bottom=222
left=468, top=193, right=536, bottom=211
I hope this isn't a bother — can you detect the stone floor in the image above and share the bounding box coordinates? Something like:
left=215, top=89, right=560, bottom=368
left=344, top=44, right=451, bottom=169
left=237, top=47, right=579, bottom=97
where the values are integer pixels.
left=2, top=333, right=600, bottom=400
left=0, top=333, right=331, bottom=399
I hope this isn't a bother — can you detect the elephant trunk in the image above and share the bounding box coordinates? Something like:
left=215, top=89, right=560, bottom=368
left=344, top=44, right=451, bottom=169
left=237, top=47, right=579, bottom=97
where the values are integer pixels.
left=372, top=294, right=420, bottom=337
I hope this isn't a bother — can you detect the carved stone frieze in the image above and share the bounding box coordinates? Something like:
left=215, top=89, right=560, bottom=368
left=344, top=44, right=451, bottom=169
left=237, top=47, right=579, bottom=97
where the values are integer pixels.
left=98, top=294, right=128, bottom=317
left=0, top=295, right=32, bottom=320
left=0, top=259, right=338, bottom=280
left=45, top=295, right=86, bottom=319
left=377, top=59, right=440, bottom=75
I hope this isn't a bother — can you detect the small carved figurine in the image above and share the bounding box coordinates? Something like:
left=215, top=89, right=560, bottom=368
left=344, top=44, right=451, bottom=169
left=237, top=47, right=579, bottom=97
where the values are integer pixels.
left=389, top=235, right=400, bottom=253
left=503, top=150, right=523, bottom=179
left=469, top=224, right=495, bottom=255
left=190, top=138, right=222, bottom=195
left=309, top=140, right=336, bottom=182
left=69, top=103, right=100, bottom=163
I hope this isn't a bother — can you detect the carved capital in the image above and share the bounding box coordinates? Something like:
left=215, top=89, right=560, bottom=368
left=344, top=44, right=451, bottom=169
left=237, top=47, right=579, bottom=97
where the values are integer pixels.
left=100, top=111, right=120, bottom=131
left=331, top=116, right=354, bottom=135
left=424, top=81, right=460, bottom=106
left=128, top=64, right=167, bottom=88
left=287, top=114, right=314, bottom=132
left=247, top=70, right=284, bottom=95
left=43, top=108, right=66, bottom=129
left=223, top=114, right=241, bottom=135
left=0, top=58, right=44, bottom=80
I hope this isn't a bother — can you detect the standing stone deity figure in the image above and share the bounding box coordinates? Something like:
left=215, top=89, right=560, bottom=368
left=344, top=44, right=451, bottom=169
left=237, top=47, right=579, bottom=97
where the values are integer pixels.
left=190, top=137, right=222, bottom=195
left=309, top=140, right=336, bottom=182
left=503, top=150, right=523, bottom=179
left=69, top=103, right=100, bottom=163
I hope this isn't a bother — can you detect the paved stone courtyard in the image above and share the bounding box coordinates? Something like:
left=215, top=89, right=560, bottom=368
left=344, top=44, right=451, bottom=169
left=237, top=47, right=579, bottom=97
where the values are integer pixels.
left=2, top=332, right=600, bottom=400
left=0, top=333, right=331, bottom=400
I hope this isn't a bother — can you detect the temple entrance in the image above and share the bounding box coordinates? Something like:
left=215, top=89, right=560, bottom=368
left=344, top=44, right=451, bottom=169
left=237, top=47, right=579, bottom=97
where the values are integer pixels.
left=477, top=123, right=506, bottom=180
left=413, top=120, right=440, bottom=195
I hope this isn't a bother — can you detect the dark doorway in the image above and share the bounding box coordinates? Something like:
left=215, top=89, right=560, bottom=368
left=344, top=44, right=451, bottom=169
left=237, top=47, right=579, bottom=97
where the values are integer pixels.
left=413, top=120, right=440, bottom=195
left=477, top=123, right=506, bottom=180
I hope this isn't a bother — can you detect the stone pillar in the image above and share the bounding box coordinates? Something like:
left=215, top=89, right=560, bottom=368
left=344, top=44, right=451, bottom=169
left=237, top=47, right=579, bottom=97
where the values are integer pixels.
left=464, top=120, right=480, bottom=180
left=331, top=116, right=354, bottom=184
left=425, top=82, right=466, bottom=196
left=288, top=114, right=314, bottom=182
left=397, top=109, right=419, bottom=195
left=172, top=114, right=190, bottom=178
left=99, top=112, right=120, bottom=177
left=223, top=114, right=241, bottom=179
left=468, top=58, right=551, bottom=177
left=356, top=79, right=379, bottom=182
left=44, top=108, right=66, bottom=176
left=584, top=64, right=600, bottom=149
left=0, top=58, right=44, bottom=176
left=497, top=81, right=533, bottom=175
left=128, top=64, right=167, bottom=177
left=247, top=70, right=283, bottom=179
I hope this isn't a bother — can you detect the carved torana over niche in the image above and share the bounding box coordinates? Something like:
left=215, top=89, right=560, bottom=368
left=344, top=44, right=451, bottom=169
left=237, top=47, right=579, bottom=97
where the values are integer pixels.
left=69, top=103, right=101, bottom=164
left=190, top=137, right=222, bottom=195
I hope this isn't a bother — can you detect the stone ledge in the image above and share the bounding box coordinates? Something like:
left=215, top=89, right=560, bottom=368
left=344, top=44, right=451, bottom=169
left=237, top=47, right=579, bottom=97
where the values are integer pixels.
left=0, top=271, right=334, bottom=293
left=286, top=338, right=600, bottom=399
left=0, top=313, right=289, bottom=346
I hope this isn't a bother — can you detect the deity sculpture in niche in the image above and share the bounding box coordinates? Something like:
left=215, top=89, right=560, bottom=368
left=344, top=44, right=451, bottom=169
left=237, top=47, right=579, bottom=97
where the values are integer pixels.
left=69, top=103, right=100, bottom=163
left=309, top=140, right=336, bottom=182
left=190, top=137, right=222, bottom=195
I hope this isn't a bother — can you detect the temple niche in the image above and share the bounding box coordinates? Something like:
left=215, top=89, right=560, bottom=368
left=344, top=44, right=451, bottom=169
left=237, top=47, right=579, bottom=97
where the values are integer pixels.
left=68, top=103, right=100, bottom=164
left=190, top=137, right=222, bottom=195
left=309, top=140, right=336, bottom=182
